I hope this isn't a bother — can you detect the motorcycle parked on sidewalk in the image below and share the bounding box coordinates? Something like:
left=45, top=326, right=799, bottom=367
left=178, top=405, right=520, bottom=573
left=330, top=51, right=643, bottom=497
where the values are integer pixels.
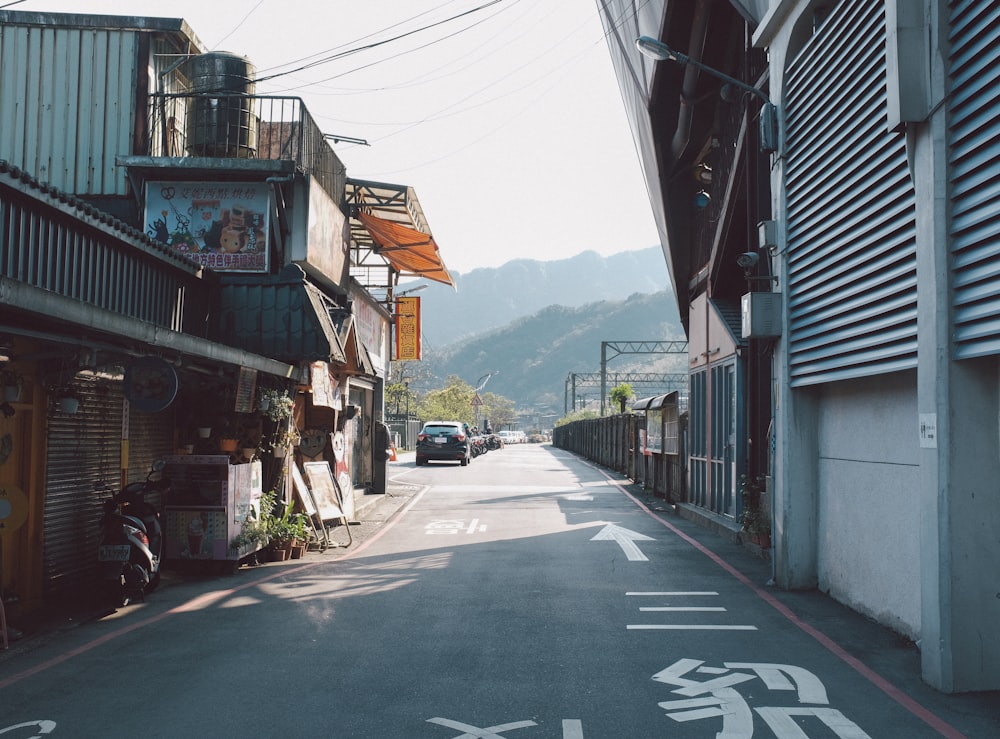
left=96, top=460, right=168, bottom=607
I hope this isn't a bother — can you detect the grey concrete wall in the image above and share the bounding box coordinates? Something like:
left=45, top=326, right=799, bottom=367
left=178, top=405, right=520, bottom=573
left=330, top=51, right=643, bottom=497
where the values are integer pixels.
left=815, top=372, right=921, bottom=639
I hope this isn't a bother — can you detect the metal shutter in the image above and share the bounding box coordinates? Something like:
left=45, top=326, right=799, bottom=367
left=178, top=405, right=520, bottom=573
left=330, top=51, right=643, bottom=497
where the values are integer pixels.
left=949, top=0, right=1000, bottom=358
left=43, top=373, right=176, bottom=600
left=43, top=375, right=125, bottom=600
left=784, top=0, right=918, bottom=385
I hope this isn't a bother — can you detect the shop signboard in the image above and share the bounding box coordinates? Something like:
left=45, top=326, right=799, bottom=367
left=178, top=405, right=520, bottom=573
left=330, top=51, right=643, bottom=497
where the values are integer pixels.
left=395, top=296, right=421, bottom=360
left=145, top=181, right=271, bottom=272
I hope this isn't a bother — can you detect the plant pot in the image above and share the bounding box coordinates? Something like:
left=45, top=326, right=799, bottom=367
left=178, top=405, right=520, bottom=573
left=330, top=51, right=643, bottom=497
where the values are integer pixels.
left=241, top=447, right=256, bottom=460
left=273, top=445, right=287, bottom=459
left=290, top=542, right=307, bottom=559
left=219, top=437, right=239, bottom=453
left=197, top=426, right=212, bottom=438
left=56, top=396, right=80, bottom=414
left=270, top=547, right=290, bottom=562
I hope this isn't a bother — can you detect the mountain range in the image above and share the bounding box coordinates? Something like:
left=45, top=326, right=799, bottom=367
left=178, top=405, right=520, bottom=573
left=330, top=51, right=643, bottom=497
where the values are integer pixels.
left=406, top=247, right=688, bottom=414
left=414, top=246, right=674, bottom=348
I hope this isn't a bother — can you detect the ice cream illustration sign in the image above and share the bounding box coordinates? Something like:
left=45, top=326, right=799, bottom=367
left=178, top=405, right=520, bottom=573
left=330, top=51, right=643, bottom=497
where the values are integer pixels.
left=144, top=181, right=272, bottom=273
left=165, top=510, right=224, bottom=559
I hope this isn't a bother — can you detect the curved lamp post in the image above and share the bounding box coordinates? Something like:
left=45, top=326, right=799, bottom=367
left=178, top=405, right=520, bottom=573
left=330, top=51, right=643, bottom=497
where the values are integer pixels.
left=635, top=36, right=778, bottom=152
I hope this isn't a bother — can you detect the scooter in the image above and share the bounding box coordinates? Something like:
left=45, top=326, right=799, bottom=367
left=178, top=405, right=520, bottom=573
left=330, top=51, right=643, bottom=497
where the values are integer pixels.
left=97, top=460, right=167, bottom=607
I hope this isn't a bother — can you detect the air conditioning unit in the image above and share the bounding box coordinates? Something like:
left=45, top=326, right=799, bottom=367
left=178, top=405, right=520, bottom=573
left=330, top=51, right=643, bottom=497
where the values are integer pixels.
left=741, top=292, right=782, bottom=338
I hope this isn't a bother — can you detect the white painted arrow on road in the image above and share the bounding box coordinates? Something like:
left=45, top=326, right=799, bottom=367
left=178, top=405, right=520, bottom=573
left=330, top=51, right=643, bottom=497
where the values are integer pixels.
left=590, top=524, right=655, bottom=561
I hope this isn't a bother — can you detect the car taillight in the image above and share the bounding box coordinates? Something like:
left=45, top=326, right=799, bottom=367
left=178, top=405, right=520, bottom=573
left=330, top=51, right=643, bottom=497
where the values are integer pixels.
left=455, top=433, right=466, bottom=441
left=417, top=433, right=429, bottom=442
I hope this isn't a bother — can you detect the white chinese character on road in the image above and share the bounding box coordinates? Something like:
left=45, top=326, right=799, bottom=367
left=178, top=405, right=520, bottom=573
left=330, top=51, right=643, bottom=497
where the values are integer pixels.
left=652, top=659, right=872, bottom=738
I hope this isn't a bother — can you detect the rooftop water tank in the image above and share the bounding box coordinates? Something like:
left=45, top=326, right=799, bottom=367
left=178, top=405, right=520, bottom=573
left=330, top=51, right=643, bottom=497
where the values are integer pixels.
left=185, top=52, right=258, bottom=159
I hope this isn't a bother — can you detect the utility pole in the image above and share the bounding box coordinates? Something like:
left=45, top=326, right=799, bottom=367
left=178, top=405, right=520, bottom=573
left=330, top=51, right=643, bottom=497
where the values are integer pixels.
left=600, top=341, right=688, bottom=414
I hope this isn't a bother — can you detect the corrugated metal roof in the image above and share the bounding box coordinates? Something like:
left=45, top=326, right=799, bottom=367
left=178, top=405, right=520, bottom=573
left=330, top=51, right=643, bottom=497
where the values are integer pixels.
left=215, top=266, right=348, bottom=365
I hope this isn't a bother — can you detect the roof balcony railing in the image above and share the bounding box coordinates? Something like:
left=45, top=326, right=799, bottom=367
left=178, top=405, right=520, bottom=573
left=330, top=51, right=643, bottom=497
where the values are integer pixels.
left=147, top=93, right=347, bottom=205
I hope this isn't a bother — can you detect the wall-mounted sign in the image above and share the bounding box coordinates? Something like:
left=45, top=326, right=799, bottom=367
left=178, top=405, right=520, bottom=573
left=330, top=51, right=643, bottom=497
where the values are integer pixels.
left=395, top=296, right=421, bottom=361
left=145, top=181, right=271, bottom=272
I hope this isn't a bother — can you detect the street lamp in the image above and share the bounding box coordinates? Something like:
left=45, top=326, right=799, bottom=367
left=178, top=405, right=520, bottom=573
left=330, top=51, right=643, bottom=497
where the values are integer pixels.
left=474, top=371, right=498, bottom=392
left=635, top=36, right=778, bottom=152
left=403, top=378, right=411, bottom=449
left=395, top=283, right=427, bottom=299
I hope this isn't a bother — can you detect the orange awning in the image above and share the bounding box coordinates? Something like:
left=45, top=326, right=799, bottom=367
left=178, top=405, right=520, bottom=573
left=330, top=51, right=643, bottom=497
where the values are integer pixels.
left=356, top=211, right=455, bottom=287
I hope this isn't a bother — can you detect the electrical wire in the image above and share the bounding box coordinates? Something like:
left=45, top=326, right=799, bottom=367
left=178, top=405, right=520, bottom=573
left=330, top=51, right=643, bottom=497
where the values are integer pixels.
left=253, top=0, right=509, bottom=85
left=211, top=0, right=267, bottom=50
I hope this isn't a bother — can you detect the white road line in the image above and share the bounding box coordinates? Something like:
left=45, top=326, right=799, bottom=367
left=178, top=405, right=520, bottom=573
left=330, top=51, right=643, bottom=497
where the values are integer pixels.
left=466, top=518, right=479, bottom=534
left=562, top=719, right=584, bottom=739
left=626, top=591, right=719, bottom=596
left=627, top=624, right=758, bottom=630
left=639, top=607, right=727, bottom=612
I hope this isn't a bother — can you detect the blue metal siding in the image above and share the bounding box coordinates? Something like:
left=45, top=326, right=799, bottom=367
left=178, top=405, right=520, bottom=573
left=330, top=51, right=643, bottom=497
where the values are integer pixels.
left=0, top=24, right=136, bottom=195
left=784, top=0, right=918, bottom=385
left=949, top=0, right=1000, bottom=358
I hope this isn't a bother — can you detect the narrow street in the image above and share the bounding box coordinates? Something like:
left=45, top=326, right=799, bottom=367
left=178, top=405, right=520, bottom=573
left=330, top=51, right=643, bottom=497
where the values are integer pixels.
left=1, top=445, right=997, bottom=738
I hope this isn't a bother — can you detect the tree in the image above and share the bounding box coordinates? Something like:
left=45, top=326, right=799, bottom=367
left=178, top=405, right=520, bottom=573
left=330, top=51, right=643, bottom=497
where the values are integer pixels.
left=609, top=382, right=634, bottom=414
left=481, top=392, right=516, bottom=429
left=415, top=376, right=476, bottom=423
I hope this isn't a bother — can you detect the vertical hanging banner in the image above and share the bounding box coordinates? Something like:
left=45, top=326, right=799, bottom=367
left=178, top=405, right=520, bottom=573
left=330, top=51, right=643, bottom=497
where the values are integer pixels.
left=395, top=296, right=422, bottom=361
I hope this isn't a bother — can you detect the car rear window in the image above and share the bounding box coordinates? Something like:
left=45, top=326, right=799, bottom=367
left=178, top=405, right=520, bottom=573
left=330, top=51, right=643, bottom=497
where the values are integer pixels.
left=423, top=424, right=461, bottom=435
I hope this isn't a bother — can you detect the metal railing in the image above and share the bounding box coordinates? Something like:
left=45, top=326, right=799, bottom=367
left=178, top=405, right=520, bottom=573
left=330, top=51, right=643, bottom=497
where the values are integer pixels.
left=148, top=93, right=347, bottom=206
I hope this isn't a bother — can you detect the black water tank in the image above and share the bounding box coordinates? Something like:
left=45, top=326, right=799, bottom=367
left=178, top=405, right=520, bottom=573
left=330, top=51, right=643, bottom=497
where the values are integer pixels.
left=185, top=52, right=258, bottom=158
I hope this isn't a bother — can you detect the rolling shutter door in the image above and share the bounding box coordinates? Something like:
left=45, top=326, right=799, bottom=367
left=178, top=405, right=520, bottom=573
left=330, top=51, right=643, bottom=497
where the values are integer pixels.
left=43, top=374, right=176, bottom=600
left=784, top=0, right=918, bottom=385
left=43, top=375, right=124, bottom=600
left=949, top=0, right=1000, bottom=358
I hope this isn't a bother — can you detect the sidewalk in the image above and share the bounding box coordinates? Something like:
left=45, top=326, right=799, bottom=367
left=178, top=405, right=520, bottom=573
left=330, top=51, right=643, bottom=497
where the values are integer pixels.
left=0, top=474, right=417, bottom=666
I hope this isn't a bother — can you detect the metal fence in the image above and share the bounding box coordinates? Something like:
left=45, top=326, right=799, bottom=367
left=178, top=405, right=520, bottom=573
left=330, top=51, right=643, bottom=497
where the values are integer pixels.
left=147, top=93, right=347, bottom=206
left=552, top=413, right=686, bottom=503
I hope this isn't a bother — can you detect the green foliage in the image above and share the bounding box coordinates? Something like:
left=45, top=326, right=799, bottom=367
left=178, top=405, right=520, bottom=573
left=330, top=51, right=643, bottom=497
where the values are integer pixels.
left=554, top=408, right=600, bottom=426
left=269, top=499, right=309, bottom=544
left=230, top=489, right=276, bottom=551
left=609, top=383, right=634, bottom=414
left=481, top=391, right=515, bottom=428
left=414, top=376, right=476, bottom=423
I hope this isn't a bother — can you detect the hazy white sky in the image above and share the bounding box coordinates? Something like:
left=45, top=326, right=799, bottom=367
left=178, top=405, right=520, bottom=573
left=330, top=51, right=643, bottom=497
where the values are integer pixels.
left=20, top=0, right=661, bottom=275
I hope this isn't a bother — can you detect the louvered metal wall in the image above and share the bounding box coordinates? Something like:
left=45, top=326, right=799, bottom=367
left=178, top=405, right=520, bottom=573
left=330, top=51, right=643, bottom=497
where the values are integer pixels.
left=0, top=24, right=137, bottom=195
left=784, top=0, right=918, bottom=385
left=43, top=374, right=174, bottom=601
left=949, top=0, right=1000, bottom=358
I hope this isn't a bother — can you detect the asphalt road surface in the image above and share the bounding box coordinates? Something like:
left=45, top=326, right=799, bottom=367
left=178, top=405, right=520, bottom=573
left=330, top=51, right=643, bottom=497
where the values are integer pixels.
left=1, top=444, right=997, bottom=737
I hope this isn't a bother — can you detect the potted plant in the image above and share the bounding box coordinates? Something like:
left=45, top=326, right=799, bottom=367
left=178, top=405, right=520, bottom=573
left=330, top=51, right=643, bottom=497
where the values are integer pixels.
left=258, top=387, right=294, bottom=421
left=2, top=369, right=23, bottom=402
left=53, top=385, right=83, bottom=415
left=230, top=489, right=276, bottom=558
left=217, top=415, right=239, bottom=453
left=267, top=498, right=309, bottom=560
left=270, top=422, right=301, bottom=458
